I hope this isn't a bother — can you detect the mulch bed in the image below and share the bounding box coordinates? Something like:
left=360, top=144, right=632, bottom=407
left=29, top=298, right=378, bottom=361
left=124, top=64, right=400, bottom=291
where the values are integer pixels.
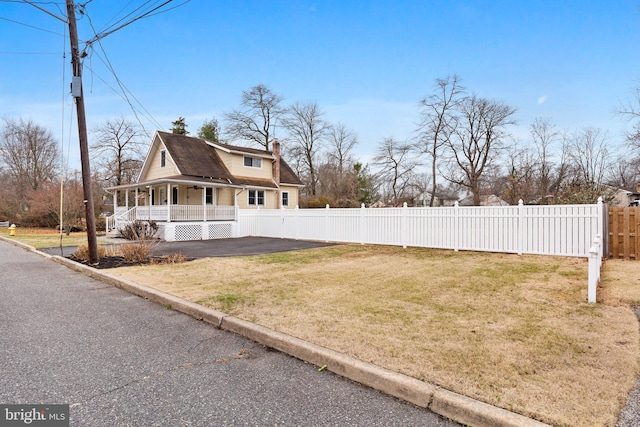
left=68, top=255, right=193, bottom=269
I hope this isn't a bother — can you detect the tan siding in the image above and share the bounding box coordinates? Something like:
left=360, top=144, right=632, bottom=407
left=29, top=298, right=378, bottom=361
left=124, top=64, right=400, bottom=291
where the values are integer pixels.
left=224, top=151, right=273, bottom=180
left=279, top=185, right=299, bottom=208
left=217, top=188, right=235, bottom=206
left=144, top=143, right=180, bottom=180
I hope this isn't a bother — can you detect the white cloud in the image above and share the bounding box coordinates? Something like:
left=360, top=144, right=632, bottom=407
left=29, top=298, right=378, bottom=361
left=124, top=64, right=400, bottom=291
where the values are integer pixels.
left=537, top=95, right=547, bottom=105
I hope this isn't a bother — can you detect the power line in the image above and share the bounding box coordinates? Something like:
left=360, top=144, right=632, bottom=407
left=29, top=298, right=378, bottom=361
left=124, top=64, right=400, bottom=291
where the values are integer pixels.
left=82, top=15, right=161, bottom=134
left=83, top=0, right=174, bottom=47
left=0, top=15, right=65, bottom=34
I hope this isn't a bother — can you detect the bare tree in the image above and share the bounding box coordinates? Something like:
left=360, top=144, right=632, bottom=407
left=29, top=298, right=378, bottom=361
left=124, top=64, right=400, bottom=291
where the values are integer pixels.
left=282, top=102, right=329, bottom=197
left=373, top=137, right=420, bottom=206
left=322, top=123, right=358, bottom=203
left=445, top=95, right=516, bottom=205
left=0, top=117, right=59, bottom=195
left=529, top=117, right=560, bottom=203
left=558, top=127, right=612, bottom=203
left=91, top=117, right=145, bottom=188
left=417, top=75, right=464, bottom=206
left=617, top=86, right=640, bottom=150
left=224, top=84, right=284, bottom=150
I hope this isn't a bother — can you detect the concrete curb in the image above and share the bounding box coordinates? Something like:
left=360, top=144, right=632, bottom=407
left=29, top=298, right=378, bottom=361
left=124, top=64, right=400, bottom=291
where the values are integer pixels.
left=1, top=237, right=549, bottom=427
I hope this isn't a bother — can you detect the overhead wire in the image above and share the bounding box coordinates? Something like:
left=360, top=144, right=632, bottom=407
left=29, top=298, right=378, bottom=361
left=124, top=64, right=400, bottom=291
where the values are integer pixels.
left=82, top=7, right=165, bottom=134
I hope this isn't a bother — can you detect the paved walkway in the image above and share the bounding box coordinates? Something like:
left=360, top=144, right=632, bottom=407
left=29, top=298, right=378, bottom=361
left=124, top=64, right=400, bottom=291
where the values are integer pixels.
left=0, top=240, right=456, bottom=426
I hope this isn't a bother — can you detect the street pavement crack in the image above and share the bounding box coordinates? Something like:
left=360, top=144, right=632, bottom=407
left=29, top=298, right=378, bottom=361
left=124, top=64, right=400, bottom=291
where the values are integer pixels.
left=71, top=348, right=252, bottom=408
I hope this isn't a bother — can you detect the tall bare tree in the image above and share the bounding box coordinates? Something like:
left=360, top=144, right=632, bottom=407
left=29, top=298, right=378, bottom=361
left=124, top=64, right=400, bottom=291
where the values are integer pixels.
left=373, top=137, right=419, bottom=206
left=529, top=117, right=560, bottom=203
left=282, top=102, right=329, bottom=196
left=224, top=84, right=284, bottom=150
left=0, top=117, right=59, bottom=195
left=617, top=86, right=640, bottom=150
left=417, top=75, right=464, bottom=206
left=446, top=95, right=516, bottom=205
left=558, top=127, right=612, bottom=203
left=91, top=117, right=145, bottom=188
left=322, top=122, right=358, bottom=203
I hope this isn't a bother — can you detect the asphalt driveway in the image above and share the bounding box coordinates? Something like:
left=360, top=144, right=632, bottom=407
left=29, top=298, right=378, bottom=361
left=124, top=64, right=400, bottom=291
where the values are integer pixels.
left=40, top=236, right=335, bottom=259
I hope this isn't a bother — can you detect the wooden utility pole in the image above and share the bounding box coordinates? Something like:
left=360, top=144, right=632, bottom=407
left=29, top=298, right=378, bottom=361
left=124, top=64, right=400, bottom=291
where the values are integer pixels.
left=66, top=0, right=98, bottom=264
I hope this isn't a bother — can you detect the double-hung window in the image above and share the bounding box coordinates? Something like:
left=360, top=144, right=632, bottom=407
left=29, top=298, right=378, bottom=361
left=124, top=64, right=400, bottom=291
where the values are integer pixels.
left=243, top=156, right=262, bottom=168
left=160, top=149, right=166, bottom=168
left=281, top=191, right=289, bottom=207
left=248, top=189, right=265, bottom=206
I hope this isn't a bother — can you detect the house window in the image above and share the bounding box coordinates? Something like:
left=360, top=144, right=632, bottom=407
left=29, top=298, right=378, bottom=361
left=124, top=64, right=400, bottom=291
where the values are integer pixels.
left=248, top=190, right=265, bottom=206
left=159, top=187, right=166, bottom=205
left=160, top=150, right=166, bottom=168
left=243, top=156, right=262, bottom=168
left=281, top=191, right=289, bottom=207
left=205, top=188, right=213, bottom=205
left=172, top=186, right=178, bottom=205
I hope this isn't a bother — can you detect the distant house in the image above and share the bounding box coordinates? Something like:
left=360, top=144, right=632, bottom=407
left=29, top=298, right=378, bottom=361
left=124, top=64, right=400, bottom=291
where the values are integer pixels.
left=457, top=193, right=509, bottom=207
left=105, top=131, right=302, bottom=240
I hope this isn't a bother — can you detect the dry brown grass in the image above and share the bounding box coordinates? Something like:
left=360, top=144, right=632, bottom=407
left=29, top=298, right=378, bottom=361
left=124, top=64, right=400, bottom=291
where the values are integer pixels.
left=109, top=245, right=640, bottom=426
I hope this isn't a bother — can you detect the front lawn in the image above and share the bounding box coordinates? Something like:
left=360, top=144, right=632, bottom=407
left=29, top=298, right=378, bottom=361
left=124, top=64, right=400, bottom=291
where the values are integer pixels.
left=109, top=245, right=640, bottom=427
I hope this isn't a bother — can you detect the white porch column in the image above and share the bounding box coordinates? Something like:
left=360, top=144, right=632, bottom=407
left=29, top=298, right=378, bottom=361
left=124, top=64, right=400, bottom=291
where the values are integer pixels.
left=113, top=190, right=117, bottom=214
left=166, top=183, right=171, bottom=222
left=202, top=187, right=207, bottom=221
left=135, top=188, right=139, bottom=208
left=125, top=190, right=129, bottom=210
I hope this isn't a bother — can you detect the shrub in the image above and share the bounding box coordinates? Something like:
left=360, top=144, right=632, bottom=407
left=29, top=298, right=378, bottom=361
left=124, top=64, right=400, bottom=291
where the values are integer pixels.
left=73, top=244, right=108, bottom=261
left=119, top=220, right=158, bottom=241
left=120, top=242, right=153, bottom=263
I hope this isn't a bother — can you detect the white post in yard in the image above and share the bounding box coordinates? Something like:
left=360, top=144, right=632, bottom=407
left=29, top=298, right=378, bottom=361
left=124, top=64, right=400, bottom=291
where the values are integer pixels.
left=588, top=242, right=599, bottom=303
left=360, top=203, right=366, bottom=245
left=597, top=197, right=604, bottom=259
left=402, top=202, right=408, bottom=249
left=454, top=201, right=459, bottom=252
left=294, top=205, right=300, bottom=241
left=517, top=199, right=524, bottom=256
left=325, top=204, right=330, bottom=243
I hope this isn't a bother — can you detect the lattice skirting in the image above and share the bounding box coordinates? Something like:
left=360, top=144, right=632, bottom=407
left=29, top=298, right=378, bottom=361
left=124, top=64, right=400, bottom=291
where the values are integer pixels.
left=157, top=222, right=236, bottom=241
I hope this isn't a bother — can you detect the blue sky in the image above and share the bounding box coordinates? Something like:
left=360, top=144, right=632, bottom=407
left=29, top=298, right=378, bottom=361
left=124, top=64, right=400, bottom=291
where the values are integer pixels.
left=1, top=0, right=640, bottom=169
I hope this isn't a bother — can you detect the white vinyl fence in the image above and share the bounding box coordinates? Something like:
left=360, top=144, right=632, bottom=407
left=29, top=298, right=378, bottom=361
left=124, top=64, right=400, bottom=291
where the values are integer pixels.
left=238, top=199, right=606, bottom=303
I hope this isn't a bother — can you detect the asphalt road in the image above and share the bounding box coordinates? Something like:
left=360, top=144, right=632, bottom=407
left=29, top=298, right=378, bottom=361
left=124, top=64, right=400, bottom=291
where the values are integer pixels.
left=0, top=241, right=457, bottom=426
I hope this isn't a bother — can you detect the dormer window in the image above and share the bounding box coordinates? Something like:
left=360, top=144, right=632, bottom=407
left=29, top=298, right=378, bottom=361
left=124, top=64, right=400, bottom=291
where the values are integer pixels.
left=243, top=156, right=262, bottom=168
left=160, top=149, right=166, bottom=168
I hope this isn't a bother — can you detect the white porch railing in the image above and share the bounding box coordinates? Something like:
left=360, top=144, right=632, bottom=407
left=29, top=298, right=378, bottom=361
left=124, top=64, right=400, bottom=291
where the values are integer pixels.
left=112, top=205, right=236, bottom=223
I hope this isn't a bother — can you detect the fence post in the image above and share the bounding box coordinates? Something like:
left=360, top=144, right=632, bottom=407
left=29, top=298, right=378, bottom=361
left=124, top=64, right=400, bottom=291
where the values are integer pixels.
left=325, top=204, right=330, bottom=243
left=294, top=205, right=300, bottom=240
left=454, top=201, right=459, bottom=252
left=517, top=199, right=524, bottom=256
left=280, top=207, right=285, bottom=239
left=402, top=202, right=408, bottom=249
left=360, top=203, right=366, bottom=245
left=588, top=240, right=600, bottom=303
left=597, top=197, right=604, bottom=259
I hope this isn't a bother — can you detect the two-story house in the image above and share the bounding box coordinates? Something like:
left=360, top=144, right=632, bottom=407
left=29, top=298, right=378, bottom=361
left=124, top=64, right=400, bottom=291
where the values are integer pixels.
left=105, top=131, right=302, bottom=241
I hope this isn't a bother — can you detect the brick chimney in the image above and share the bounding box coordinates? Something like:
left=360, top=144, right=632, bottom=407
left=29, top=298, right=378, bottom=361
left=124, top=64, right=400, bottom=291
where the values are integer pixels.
left=272, top=139, right=281, bottom=186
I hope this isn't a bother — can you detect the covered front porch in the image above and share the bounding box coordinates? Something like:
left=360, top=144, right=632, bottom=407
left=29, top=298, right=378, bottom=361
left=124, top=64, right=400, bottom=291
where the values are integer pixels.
left=106, top=178, right=243, bottom=238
